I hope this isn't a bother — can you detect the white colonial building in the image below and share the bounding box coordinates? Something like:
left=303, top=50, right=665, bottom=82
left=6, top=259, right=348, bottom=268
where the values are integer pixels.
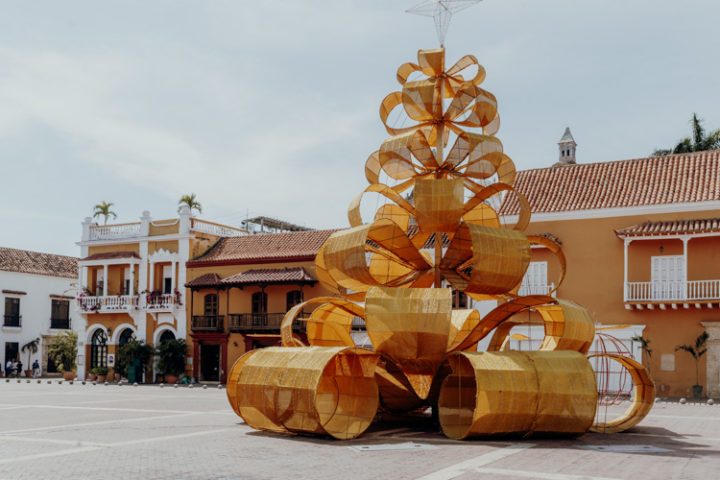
left=0, top=247, right=79, bottom=377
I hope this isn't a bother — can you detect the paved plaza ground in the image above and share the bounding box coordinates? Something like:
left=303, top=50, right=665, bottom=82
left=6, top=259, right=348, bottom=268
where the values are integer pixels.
left=0, top=381, right=718, bottom=480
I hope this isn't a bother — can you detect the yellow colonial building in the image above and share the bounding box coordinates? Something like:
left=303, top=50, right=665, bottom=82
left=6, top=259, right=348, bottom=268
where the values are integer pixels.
left=75, top=206, right=246, bottom=381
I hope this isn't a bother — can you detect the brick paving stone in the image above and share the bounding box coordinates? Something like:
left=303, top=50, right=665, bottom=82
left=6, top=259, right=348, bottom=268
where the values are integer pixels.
left=0, top=382, right=718, bottom=480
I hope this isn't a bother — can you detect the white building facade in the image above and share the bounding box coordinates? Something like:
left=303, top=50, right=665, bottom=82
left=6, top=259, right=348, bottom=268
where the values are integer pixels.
left=0, top=248, right=79, bottom=377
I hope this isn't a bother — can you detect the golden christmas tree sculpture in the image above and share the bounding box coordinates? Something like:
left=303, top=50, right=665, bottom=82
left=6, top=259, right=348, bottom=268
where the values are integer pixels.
left=226, top=48, right=655, bottom=440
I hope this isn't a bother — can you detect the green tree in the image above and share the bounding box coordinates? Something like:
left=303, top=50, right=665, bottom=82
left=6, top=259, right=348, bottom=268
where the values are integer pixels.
left=676, top=331, right=709, bottom=387
left=47, top=331, right=78, bottom=373
left=92, top=201, right=117, bottom=225
left=653, top=114, right=720, bottom=156
left=156, top=339, right=187, bottom=377
left=117, top=338, right=154, bottom=380
left=178, top=193, right=202, bottom=215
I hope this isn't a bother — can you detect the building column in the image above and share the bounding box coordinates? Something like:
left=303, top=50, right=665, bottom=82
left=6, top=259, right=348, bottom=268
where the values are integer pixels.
left=102, top=264, right=109, bottom=297
left=623, top=238, right=631, bottom=302
left=192, top=339, right=200, bottom=381
left=701, top=322, right=720, bottom=398
left=171, top=260, right=177, bottom=293
left=682, top=236, right=689, bottom=300
left=129, top=264, right=135, bottom=296
left=149, top=262, right=155, bottom=294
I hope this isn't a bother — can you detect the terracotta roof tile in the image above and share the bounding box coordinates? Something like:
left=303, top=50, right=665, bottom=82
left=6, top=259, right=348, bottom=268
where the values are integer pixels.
left=616, top=217, right=720, bottom=237
left=188, top=230, right=337, bottom=266
left=185, top=273, right=222, bottom=288
left=501, top=151, right=720, bottom=215
left=0, top=247, right=77, bottom=278
left=81, top=251, right=140, bottom=261
left=221, top=267, right=315, bottom=286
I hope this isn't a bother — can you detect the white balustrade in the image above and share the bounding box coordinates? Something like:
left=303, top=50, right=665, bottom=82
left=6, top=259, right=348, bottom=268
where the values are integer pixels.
left=625, top=280, right=720, bottom=302
left=77, top=295, right=139, bottom=312
left=89, top=223, right=142, bottom=241
left=517, top=283, right=556, bottom=297
left=144, top=293, right=177, bottom=310
left=190, top=218, right=246, bottom=237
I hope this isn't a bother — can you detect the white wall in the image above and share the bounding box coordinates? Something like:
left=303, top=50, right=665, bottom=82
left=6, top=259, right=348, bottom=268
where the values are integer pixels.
left=0, top=270, right=79, bottom=375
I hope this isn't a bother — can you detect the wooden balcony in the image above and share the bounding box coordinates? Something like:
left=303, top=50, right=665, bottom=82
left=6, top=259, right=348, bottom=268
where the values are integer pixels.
left=625, top=279, right=720, bottom=309
left=228, top=313, right=304, bottom=333
left=191, top=315, right=225, bottom=332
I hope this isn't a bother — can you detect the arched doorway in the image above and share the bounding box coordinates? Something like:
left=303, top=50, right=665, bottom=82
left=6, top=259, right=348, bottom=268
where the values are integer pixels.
left=159, top=330, right=176, bottom=343
left=90, top=329, right=108, bottom=369
left=118, top=328, right=134, bottom=347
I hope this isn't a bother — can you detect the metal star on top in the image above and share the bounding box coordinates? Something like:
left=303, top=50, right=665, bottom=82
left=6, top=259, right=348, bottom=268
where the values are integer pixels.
left=407, top=0, right=483, bottom=46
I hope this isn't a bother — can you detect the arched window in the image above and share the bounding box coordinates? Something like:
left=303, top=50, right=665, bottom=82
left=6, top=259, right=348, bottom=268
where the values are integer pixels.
left=159, top=330, right=176, bottom=343
left=118, top=328, right=134, bottom=347
left=204, top=294, right=218, bottom=316
left=286, top=290, right=303, bottom=311
left=90, top=329, right=108, bottom=369
left=251, top=291, right=267, bottom=314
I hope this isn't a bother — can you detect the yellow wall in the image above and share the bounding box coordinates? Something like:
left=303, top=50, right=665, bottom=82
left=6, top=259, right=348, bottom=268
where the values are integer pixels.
left=528, top=208, right=720, bottom=397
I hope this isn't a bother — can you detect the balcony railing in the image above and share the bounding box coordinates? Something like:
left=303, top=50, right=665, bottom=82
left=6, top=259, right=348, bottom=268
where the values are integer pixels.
left=229, top=313, right=305, bottom=333
left=517, top=283, right=556, bottom=297
left=144, top=293, right=177, bottom=311
left=50, top=318, right=71, bottom=330
left=625, top=280, right=720, bottom=302
left=3, top=314, right=21, bottom=327
left=77, top=295, right=140, bottom=312
left=89, top=222, right=142, bottom=241
left=191, top=315, right=225, bottom=332
left=191, top=218, right=246, bottom=237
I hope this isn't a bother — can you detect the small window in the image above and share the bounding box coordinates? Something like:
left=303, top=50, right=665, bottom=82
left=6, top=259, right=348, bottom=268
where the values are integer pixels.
left=204, top=294, right=218, bottom=316
left=286, top=290, right=303, bottom=311
left=51, top=300, right=69, bottom=320
left=252, top=291, right=268, bottom=314
left=452, top=290, right=469, bottom=309
left=4, top=298, right=20, bottom=327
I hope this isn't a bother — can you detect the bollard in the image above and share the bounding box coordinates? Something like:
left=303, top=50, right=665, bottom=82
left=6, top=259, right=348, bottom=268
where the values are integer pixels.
left=679, top=398, right=687, bottom=404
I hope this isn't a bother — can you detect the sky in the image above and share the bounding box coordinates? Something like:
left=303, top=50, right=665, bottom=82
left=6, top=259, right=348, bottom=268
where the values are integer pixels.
left=1, top=0, right=719, bottom=256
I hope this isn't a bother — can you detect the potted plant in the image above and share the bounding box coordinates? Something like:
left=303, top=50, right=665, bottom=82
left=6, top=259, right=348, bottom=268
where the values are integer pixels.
left=47, top=331, right=77, bottom=381
left=21, top=337, right=40, bottom=378
left=676, top=331, right=709, bottom=399
left=117, top=338, right=154, bottom=384
left=156, top=339, right=187, bottom=384
left=92, top=366, right=108, bottom=383
left=631, top=335, right=652, bottom=374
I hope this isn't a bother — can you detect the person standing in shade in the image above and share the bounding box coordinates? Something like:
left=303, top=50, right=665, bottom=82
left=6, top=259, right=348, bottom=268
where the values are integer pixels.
left=32, top=359, right=40, bottom=378
left=16, top=360, right=23, bottom=378
left=4, top=359, right=11, bottom=378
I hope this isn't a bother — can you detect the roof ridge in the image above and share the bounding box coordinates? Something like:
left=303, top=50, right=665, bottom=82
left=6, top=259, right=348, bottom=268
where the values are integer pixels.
left=0, top=246, right=77, bottom=260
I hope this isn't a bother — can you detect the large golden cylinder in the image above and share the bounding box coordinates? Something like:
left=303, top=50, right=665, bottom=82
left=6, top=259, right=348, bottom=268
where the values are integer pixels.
left=234, top=346, right=379, bottom=440
left=438, top=351, right=597, bottom=439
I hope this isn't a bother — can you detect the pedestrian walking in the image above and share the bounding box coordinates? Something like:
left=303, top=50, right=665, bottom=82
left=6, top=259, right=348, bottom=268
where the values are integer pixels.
left=16, top=360, right=23, bottom=378
left=32, top=359, right=40, bottom=378
left=4, top=359, right=11, bottom=378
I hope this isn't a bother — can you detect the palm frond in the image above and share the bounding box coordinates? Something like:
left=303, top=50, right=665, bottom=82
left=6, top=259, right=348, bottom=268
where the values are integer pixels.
left=691, top=113, right=706, bottom=150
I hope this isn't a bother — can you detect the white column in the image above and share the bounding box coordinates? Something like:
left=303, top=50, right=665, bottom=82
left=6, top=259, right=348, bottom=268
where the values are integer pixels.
left=623, top=238, right=631, bottom=302
left=81, top=217, right=93, bottom=242
left=149, top=262, right=155, bottom=293
left=682, top=237, right=689, bottom=300
left=102, top=264, right=109, bottom=297
left=129, top=264, right=135, bottom=296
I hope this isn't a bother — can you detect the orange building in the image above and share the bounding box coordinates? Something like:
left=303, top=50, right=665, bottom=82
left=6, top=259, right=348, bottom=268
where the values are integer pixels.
left=75, top=207, right=246, bottom=381
left=504, top=148, right=720, bottom=398
left=184, top=230, right=337, bottom=383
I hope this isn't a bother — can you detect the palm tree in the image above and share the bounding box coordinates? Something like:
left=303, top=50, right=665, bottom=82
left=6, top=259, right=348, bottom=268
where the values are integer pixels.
left=93, top=201, right=117, bottom=225
left=178, top=193, right=202, bottom=215
left=676, top=331, right=709, bottom=396
left=653, top=114, right=720, bottom=156
left=21, top=338, right=40, bottom=375
left=631, top=335, right=652, bottom=374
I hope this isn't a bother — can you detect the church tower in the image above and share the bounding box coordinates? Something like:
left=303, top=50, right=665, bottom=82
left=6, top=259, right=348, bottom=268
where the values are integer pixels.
left=556, top=127, right=577, bottom=166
